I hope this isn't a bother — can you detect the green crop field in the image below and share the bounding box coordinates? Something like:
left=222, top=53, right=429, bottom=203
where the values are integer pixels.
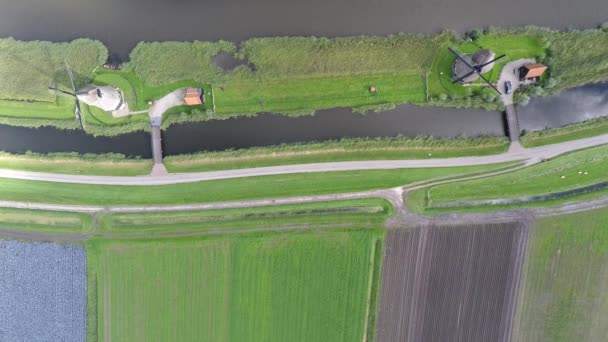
left=513, top=207, right=608, bottom=342
left=89, top=228, right=384, bottom=342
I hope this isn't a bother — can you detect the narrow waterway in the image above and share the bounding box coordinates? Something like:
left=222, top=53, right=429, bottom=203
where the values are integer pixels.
left=0, top=82, right=606, bottom=156
left=518, top=82, right=608, bottom=131
left=0, top=0, right=607, bottom=58
left=0, top=125, right=151, bottom=157
left=163, top=106, right=505, bottom=155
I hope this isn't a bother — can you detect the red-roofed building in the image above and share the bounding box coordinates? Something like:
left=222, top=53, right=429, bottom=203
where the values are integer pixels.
left=519, top=63, right=548, bottom=80
left=184, top=87, right=205, bottom=106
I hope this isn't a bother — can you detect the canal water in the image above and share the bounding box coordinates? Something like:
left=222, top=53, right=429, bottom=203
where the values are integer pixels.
left=0, top=0, right=606, bottom=58
left=0, top=82, right=606, bottom=156
left=0, top=125, right=151, bottom=158
left=0, top=0, right=607, bottom=156
left=163, top=106, right=505, bottom=155
left=518, top=82, right=608, bottom=131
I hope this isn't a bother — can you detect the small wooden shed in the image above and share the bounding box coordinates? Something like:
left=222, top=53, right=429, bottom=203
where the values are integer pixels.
left=520, top=63, right=548, bottom=80
left=184, top=87, right=205, bottom=106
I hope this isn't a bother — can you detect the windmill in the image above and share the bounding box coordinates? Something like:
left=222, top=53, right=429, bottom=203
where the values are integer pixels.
left=448, top=47, right=506, bottom=95
left=48, top=60, right=84, bottom=129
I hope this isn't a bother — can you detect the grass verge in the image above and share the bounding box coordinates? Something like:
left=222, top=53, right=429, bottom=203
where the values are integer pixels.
left=0, top=151, right=152, bottom=175
left=521, top=116, right=608, bottom=147
left=164, top=136, right=509, bottom=172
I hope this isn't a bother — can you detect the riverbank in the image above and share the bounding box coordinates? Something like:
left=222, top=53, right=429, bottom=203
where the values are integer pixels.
left=164, top=136, right=509, bottom=172
left=0, top=152, right=152, bottom=176
left=1, top=25, right=607, bottom=135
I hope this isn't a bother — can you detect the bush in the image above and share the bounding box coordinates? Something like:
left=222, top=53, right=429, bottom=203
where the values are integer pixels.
left=352, top=103, right=396, bottom=114
left=544, top=77, right=558, bottom=89
left=465, top=29, right=483, bottom=41
left=438, top=93, right=448, bottom=101
left=530, top=86, right=545, bottom=96
left=482, top=93, right=497, bottom=102
left=600, top=21, right=608, bottom=32
left=516, top=94, right=531, bottom=106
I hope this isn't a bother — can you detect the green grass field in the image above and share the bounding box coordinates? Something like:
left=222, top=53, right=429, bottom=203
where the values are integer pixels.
left=421, top=144, right=608, bottom=208
left=513, top=207, right=608, bottom=342
left=0, top=96, right=74, bottom=120
left=215, top=73, right=425, bottom=114
left=89, top=228, right=383, bottom=342
left=0, top=163, right=509, bottom=205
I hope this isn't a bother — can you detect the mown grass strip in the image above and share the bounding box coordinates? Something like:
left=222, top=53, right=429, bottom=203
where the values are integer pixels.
left=100, top=198, right=392, bottom=236
left=0, top=208, right=90, bottom=233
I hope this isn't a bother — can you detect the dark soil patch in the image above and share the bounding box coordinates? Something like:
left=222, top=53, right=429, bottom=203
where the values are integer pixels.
left=376, top=221, right=529, bottom=342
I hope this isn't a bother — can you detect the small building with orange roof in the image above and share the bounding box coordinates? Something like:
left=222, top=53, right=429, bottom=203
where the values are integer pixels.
left=519, top=63, right=548, bottom=81
left=184, top=87, right=205, bottom=106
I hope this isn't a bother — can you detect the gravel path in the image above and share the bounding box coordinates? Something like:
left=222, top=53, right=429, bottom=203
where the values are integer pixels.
left=0, top=133, right=606, bottom=186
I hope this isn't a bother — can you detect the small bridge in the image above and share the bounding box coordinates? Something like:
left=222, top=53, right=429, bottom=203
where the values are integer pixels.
left=150, top=117, right=167, bottom=175
left=505, top=104, right=521, bottom=142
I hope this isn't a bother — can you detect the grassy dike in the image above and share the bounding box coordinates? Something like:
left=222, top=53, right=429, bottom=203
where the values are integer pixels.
left=409, top=144, right=608, bottom=213
left=0, top=163, right=509, bottom=206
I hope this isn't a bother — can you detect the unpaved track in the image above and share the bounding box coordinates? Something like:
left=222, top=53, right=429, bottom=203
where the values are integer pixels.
left=0, top=188, right=402, bottom=214
left=0, top=134, right=606, bottom=185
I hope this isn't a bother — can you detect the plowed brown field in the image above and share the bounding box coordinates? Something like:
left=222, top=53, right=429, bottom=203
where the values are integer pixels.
left=376, top=222, right=529, bottom=342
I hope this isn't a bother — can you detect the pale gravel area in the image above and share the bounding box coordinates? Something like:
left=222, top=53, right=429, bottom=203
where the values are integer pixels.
left=0, top=241, right=86, bottom=342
